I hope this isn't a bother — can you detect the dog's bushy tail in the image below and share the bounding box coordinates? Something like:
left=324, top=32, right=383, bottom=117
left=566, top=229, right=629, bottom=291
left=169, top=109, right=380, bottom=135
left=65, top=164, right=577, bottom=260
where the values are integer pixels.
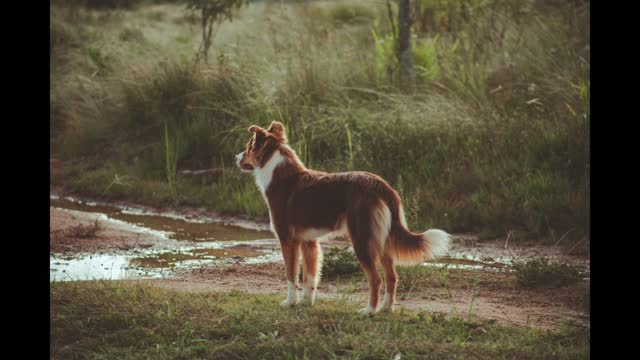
left=387, top=203, right=451, bottom=265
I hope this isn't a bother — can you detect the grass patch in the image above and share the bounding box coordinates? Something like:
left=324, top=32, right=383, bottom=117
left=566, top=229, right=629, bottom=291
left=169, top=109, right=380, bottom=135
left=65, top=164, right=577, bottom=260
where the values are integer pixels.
left=513, top=258, right=582, bottom=289
left=51, top=218, right=104, bottom=240
left=50, top=281, right=590, bottom=359
left=396, top=264, right=453, bottom=294
left=319, top=245, right=515, bottom=298
left=118, top=27, right=145, bottom=42
left=326, top=1, right=377, bottom=26
left=52, top=161, right=268, bottom=216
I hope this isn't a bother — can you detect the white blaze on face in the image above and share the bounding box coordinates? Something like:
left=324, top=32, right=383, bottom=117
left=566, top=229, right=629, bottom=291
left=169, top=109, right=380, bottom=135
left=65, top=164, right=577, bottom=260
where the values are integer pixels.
left=235, top=152, right=245, bottom=169
left=253, top=150, right=285, bottom=194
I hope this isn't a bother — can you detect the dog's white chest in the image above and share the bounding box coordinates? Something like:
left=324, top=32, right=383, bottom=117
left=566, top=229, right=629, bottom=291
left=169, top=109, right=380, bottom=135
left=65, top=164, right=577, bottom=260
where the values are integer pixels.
left=253, top=151, right=285, bottom=194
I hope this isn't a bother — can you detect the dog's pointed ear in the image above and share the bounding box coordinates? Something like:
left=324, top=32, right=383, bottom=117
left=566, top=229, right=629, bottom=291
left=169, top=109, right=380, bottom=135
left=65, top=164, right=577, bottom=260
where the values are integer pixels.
left=267, top=121, right=286, bottom=142
left=248, top=125, right=267, bottom=138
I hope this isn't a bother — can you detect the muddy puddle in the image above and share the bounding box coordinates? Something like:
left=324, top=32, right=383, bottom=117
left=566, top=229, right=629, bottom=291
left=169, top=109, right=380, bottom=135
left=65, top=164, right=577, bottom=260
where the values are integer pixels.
left=50, top=196, right=272, bottom=241
left=50, top=242, right=281, bottom=282
left=423, top=256, right=511, bottom=272
left=50, top=195, right=280, bottom=281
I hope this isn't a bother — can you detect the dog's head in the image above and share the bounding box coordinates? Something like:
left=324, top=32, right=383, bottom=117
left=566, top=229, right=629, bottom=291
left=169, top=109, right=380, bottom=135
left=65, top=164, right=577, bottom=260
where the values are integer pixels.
left=236, top=121, right=287, bottom=172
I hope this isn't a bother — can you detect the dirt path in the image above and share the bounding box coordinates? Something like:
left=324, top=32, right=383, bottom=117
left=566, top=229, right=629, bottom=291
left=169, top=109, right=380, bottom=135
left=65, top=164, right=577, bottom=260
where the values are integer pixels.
left=141, top=262, right=589, bottom=331
left=50, top=197, right=590, bottom=331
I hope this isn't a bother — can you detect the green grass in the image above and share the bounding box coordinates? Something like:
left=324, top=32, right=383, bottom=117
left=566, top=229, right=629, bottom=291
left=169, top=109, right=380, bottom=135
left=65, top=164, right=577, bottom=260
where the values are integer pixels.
left=513, top=258, right=582, bottom=289
left=50, top=0, right=590, bottom=246
left=324, top=1, right=377, bottom=26
left=395, top=264, right=455, bottom=294
left=50, top=281, right=589, bottom=359
left=52, top=160, right=267, bottom=216
left=319, top=246, right=518, bottom=300
left=119, top=27, right=146, bottom=42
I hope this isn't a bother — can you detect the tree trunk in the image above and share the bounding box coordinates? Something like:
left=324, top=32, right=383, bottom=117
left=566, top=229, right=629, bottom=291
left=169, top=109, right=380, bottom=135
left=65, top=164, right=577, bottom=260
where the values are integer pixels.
left=397, top=0, right=415, bottom=91
left=198, top=8, right=214, bottom=64
left=200, top=8, right=208, bottom=63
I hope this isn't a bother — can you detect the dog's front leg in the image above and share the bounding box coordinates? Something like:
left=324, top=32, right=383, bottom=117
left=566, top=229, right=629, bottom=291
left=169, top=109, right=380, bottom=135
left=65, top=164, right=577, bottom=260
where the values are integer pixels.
left=279, top=239, right=301, bottom=307
left=300, top=240, right=322, bottom=306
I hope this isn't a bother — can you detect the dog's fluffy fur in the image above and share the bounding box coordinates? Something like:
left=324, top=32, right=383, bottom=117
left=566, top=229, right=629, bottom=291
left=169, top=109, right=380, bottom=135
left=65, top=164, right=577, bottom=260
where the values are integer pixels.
left=236, top=121, right=450, bottom=314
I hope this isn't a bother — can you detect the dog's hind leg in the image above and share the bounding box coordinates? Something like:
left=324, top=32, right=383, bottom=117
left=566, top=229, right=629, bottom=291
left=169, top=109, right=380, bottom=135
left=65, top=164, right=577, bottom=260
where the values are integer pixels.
left=378, top=253, right=397, bottom=312
left=300, top=240, right=322, bottom=306
left=352, top=251, right=381, bottom=315
left=348, top=204, right=386, bottom=315
left=280, top=238, right=301, bottom=307
left=349, top=199, right=392, bottom=315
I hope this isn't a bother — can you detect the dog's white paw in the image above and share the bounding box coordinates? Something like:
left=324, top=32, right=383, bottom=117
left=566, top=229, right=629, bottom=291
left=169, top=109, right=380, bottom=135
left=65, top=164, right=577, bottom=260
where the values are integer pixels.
left=280, top=298, right=297, bottom=307
left=376, top=294, right=394, bottom=313
left=300, top=287, right=316, bottom=306
left=358, top=306, right=375, bottom=315
left=280, top=280, right=298, bottom=307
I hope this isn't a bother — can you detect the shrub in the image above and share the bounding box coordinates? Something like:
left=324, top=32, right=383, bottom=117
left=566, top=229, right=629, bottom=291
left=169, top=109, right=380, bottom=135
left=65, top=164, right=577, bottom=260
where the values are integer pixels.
left=321, top=246, right=361, bottom=280
left=118, top=27, right=145, bottom=42
left=328, top=2, right=376, bottom=26
left=513, top=258, right=581, bottom=288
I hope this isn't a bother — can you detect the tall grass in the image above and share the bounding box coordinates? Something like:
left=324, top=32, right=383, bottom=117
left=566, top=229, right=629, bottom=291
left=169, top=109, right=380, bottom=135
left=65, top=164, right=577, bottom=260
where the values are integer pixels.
left=50, top=0, right=589, bottom=245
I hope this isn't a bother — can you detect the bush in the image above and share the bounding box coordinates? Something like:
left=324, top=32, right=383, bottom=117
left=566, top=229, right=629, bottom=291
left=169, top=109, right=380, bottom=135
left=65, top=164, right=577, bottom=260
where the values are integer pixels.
left=117, top=60, right=260, bottom=171
left=50, top=17, right=79, bottom=53
left=513, top=258, right=581, bottom=289
left=328, top=2, right=376, bottom=26
left=321, top=246, right=361, bottom=280
left=118, top=27, right=146, bottom=42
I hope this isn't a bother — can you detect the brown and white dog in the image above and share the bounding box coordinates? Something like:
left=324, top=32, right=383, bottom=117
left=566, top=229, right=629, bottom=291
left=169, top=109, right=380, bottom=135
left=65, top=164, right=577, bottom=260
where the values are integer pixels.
left=236, top=121, right=450, bottom=314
